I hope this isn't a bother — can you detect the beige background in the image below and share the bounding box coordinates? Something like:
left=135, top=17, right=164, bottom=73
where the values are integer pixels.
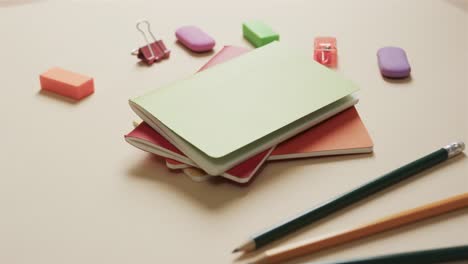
left=0, top=0, right=467, bottom=263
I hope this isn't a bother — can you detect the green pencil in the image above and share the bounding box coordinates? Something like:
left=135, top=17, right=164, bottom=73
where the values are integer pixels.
left=233, top=142, right=465, bottom=253
left=323, top=245, right=468, bottom=264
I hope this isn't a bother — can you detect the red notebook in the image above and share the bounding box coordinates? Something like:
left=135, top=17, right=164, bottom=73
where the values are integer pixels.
left=125, top=122, right=273, bottom=183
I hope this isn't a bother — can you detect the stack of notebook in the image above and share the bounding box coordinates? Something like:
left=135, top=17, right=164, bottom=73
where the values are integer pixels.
left=125, top=43, right=373, bottom=183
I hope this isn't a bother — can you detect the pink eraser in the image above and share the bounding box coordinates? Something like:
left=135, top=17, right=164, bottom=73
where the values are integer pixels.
left=40, top=67, right=94, bottom=100
left=175, top=26, right=215, bottom=52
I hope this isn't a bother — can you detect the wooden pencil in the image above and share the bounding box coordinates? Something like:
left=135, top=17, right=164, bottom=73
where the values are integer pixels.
left=233, top=142, right=465, bottom=253
left=251, top=192, right=468, bottom=264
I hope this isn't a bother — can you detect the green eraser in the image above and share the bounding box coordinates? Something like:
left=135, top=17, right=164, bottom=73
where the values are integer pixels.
left=242, top=21, right=279, bottom=48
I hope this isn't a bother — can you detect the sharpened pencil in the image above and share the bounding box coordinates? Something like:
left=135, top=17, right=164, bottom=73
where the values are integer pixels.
left=233, top=142, right=465, bottom=253
left=251, top=192, right=468, bottom=264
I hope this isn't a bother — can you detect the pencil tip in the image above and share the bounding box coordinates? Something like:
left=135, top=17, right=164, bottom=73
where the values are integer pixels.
left=233, top=240, right=256, bottom=254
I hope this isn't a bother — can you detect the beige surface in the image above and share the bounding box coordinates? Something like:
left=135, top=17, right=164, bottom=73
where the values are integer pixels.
left=0, top=0, right=467, bottom=263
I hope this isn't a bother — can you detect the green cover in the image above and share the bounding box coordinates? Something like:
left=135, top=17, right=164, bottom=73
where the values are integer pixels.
left=242, top=21, right=279, bottom=47
left=130, top=42, right=359, bottom=159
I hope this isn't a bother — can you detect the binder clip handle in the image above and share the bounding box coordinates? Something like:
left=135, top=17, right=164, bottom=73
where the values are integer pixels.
left=133, top=20, right=171, bottom=65
left=136, top=20, right=158, bottom=60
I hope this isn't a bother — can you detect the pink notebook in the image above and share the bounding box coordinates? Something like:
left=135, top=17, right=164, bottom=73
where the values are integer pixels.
left=164, top=106, right=373, bottom=162
left=270, top=107, right=373, bottom=159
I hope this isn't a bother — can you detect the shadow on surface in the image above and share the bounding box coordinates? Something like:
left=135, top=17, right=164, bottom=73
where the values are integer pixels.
left=174, top=41, right=215, bottom=57
left=127, top=154, right=251, bottom=210
left=445, top=0, right=468, bottom=12
left=134, top=56, right=169, bottom=68
left=37, top=89, right=87, bottom=105
left=382, top=75, right=412, bottom=84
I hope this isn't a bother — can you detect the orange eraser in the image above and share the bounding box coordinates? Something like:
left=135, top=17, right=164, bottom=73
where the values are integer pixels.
left=40, top=67, right=94, bottom=100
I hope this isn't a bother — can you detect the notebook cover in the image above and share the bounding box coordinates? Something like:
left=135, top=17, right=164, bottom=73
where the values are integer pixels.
left=130, top=42, right=359, bottom=175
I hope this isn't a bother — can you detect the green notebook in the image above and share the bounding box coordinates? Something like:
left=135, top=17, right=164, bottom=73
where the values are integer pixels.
left=130, top=42, right=359, bottom=175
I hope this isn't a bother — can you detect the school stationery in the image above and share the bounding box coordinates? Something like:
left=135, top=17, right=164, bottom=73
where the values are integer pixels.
left=314, top=37, right=337, bottom=68
left=243, top=21, right=279, bottom=47
left=126, top=46, right=371, bottom=182
left=40, top=67, right=94, bottom=100
left=233, top=142, right=465, bottom=252
left=131, top=20, right=170, bottom=65
left=130, top=42, right=359, bottom=175
left=252, top=192, right=468, bottom=264
left=176, top=25, right=215, bottom=52
left=377, top=46, right=411, bottom=78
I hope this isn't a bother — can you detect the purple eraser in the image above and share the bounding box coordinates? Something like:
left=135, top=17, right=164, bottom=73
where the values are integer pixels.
left=377, top=47, right=411, bottom=78
left=175, top=26, right=215, bottom=53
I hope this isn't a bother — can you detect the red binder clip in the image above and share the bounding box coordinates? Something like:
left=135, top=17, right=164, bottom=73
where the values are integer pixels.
left=131, top=20, right=170, bottom=65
